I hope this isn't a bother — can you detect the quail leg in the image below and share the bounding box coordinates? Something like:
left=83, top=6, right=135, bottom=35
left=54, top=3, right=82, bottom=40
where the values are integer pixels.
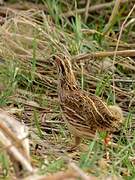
left=104, top=134, right=112, bottom=145
left=104, top=133, right=112, bottom=160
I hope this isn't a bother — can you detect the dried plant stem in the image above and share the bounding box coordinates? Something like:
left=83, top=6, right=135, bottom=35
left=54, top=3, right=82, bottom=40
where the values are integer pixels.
left=103, top=0, right=121, bottom=35
left=73, top=50, right=135, bottom=62
left=112, top=4, right=135, bottom=103
left=0, top=111, right=33, bottom=175
left=80, top=62, right=84, bottom=90
left=0, top=121, right=25, bottom=149
left=0, top=123, right=33, bottom=173
left=61, top=0, right=128, bottom=17
left=84, top=0, right=91, bottom=23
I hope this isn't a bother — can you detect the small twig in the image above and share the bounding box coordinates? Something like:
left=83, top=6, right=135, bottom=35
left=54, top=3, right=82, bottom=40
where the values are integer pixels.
left=125, top=18, right=135, bottom=28
left=0, top=2, right=47, bottom=11
left=61, top=0, right=128, bottom=17
left=103, top=0, right=121, bottom=35
left=11, top=97, right=59, bottom=113
left=80, top=61, right=84, bottom=90
left=112, top=4, right=135, bottom=103
left=109, top=42, right=135, bottom=48
left=84, top=0, right=91, bottom=23
left=113, top=79, right=135, bottom=83
left=73, top=50, right=135, bottom=62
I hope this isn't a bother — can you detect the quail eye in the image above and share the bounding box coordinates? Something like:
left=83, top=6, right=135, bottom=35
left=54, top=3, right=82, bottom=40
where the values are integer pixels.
left=60, top=63, right=65, bottom=75
left=72, top=85, right=76, bottom=90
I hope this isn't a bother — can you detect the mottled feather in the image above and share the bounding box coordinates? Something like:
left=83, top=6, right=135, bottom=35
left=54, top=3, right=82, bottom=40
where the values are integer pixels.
left=54, top=55, right=123, bottom=143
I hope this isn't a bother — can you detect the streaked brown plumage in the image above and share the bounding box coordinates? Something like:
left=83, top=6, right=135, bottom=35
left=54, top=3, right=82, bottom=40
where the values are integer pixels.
left=54, top=55, right=123, bottom=148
